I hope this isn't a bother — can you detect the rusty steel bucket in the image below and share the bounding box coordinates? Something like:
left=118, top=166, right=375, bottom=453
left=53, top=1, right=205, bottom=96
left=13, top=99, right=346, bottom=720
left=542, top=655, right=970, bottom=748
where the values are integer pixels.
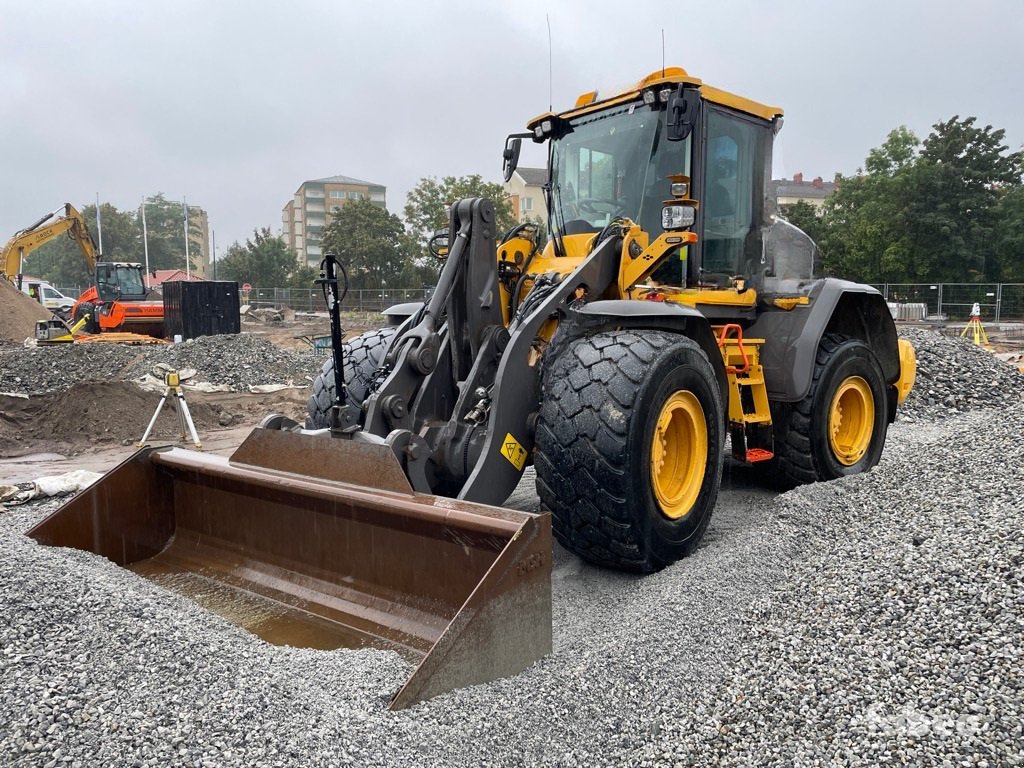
left=27, top=428, right=552, bottom=709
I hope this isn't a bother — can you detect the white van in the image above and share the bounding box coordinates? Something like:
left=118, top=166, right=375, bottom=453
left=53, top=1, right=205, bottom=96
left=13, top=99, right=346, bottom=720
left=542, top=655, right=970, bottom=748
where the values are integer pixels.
left=19, top=276, right=76, bottom=314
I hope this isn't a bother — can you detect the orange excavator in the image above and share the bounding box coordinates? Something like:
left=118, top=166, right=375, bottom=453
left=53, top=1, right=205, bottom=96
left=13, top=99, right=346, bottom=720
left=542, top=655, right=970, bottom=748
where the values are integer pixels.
left=1, top=203, right=164, bottom=337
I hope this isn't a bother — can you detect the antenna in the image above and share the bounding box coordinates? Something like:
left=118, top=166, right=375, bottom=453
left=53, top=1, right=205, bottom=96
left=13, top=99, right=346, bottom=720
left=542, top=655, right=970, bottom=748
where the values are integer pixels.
left=661, top=29, right=665, bottom=77
left=547, top=14, right=553, bottom=111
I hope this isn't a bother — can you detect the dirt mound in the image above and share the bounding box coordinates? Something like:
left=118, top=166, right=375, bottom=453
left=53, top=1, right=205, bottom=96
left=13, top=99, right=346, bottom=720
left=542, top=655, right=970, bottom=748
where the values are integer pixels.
left=0, top=380, right=224, bottom=457
left=0, top=278, right=51, bottom=343
left=0, top=380, right=311, bottom=459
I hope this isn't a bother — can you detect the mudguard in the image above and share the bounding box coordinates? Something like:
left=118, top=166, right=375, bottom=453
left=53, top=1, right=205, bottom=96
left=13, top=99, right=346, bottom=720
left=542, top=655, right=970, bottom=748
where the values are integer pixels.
left=747, top=278, right=901, bottom=402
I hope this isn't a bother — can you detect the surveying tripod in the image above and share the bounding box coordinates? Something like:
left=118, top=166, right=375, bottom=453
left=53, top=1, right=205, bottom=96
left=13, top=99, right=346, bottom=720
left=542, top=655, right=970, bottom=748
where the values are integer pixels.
left=138, top=369, right=202, bottom=449
left=959, top=302, right=990, bottom=347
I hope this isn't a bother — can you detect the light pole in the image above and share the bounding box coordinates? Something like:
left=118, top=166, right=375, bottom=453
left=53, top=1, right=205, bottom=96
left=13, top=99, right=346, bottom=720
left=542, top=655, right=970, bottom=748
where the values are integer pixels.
left=141, top=197, right=151, bottom=275
left=183, top=197, right=191, bottom=278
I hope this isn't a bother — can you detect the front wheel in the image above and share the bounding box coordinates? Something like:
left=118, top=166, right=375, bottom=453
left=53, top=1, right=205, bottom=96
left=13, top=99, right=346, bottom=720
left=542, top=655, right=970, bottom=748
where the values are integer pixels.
left=535, top=330, right=724, bottom=573
left=305, top=327, right=396, bottom=429
left=770, top=333, right=889, bottom=486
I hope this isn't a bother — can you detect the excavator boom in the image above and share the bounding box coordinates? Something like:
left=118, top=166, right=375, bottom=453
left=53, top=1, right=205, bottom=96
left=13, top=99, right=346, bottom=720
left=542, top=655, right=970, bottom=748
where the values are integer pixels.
left=1, top=203, right=98, bottom=283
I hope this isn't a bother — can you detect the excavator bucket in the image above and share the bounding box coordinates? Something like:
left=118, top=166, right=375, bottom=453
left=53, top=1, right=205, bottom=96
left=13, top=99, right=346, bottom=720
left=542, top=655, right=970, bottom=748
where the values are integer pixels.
left=27, top=428, right=552, bottom=710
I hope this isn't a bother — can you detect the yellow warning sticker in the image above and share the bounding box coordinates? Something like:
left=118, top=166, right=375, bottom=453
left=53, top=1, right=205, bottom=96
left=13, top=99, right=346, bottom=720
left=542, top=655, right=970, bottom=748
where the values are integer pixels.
left=500, top=432, right=528, bottom=471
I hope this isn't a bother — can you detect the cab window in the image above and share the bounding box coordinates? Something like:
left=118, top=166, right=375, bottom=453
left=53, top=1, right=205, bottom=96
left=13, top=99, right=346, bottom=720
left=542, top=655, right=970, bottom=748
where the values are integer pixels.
left=702, top=110, right=760, bottom=276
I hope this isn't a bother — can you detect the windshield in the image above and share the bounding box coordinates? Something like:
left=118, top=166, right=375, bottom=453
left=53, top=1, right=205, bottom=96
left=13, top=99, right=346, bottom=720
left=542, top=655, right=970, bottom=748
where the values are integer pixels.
left=97, top=265, right=146, bottom=301
left=549, top=101, right=691, bottom=240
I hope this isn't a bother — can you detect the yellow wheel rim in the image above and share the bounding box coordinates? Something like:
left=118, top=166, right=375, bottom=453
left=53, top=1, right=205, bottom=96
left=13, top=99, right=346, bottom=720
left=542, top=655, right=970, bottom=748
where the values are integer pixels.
left=828, top=376, right=874, bottom=466
left=650, top=391, right=707, bottom=520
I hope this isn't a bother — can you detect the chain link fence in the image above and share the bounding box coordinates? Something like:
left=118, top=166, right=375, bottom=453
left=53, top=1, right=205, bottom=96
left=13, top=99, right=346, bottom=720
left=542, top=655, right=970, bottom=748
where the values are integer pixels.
left=240, top=288, right=433, bottom=314
left=872, top=283, right=1024, bottom=324
left=55, top=281, right=1024, bottom=325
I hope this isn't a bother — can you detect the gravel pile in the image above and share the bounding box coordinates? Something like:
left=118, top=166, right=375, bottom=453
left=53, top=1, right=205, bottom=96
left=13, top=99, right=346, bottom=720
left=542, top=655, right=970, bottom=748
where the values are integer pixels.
left=0, top=330, right=1022, bottom=765
left=897, top=327, right=1024, bottom=421
left=125, top=334, right=323, bottom=391
left=1, top=472, right=789, bottom=767
left=631, top=409, right=1024, bottom=767
left=0, top=335, right=322, bottom=395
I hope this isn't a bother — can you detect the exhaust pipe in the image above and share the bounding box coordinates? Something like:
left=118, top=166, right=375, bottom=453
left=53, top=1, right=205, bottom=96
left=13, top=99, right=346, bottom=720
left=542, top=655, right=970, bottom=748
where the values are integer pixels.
left=28, top=428, right=552, bottom=709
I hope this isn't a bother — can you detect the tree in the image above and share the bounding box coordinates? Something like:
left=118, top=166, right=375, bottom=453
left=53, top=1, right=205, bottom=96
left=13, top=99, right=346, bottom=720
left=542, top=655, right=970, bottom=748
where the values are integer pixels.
left=218, top=228, right=297, bottom=288
left=141, top=193, right=205, bottom=273
left=910, top=116, right=1023, bottom=281
left=320, top=198, right=409, bottom=291
left=30, top=203, right=139, bottom=290
left=820, top=118, right=1024, bottom=284
left=403, top=175, right=518, bottom=263
left=778, top=200, right=826, bottom=246
left=287, top=264, right=320, bottom=291
left=818, top=127, right=924, bottom=282
left=993, top=185, right=1024, bottom=281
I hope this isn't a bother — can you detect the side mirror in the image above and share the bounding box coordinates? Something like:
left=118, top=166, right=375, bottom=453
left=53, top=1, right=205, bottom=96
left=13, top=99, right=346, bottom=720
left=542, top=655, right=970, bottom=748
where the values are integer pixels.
left=428, top=228, right=450, bottom=260
left=502, top=136, right=522, bottom=182
left=666, top=86, right=700, bottom=142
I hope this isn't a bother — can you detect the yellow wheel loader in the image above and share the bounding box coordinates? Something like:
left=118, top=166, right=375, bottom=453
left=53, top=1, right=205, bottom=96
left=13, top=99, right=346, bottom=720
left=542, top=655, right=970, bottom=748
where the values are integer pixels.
left=30, top=66, right=917, bottom=708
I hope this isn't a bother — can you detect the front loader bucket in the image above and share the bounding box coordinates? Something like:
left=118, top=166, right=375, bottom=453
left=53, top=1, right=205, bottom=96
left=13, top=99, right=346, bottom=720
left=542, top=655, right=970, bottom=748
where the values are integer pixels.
left=27, top=428, right=552, bottom=710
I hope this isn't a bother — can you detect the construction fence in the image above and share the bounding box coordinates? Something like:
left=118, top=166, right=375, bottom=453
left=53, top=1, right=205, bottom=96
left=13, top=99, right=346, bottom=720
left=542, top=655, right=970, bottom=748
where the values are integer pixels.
left=53, top=282, right=1024, bottom=324
left=242, top=287, right=434, bottom=314
left=244, top=283, right=1024, bottom=324
left=873, top=283, right=1024, bottom=324
left=53, top=285, right=435, bottom=315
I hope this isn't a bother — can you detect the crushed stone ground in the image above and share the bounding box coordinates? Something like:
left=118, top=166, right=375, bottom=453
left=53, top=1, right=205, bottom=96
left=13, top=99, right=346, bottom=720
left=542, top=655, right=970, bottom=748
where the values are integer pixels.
left=0, top=326, right=1022, bottom=766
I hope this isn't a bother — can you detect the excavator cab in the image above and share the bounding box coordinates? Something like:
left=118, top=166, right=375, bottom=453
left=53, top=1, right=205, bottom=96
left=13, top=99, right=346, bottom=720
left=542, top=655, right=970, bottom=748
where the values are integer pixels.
left=95, top=262, right=147, bottom=302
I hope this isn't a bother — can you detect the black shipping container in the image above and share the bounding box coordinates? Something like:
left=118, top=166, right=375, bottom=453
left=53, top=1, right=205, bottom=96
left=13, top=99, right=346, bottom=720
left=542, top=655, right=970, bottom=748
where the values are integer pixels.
left=163, top=281, right=240, bottom=340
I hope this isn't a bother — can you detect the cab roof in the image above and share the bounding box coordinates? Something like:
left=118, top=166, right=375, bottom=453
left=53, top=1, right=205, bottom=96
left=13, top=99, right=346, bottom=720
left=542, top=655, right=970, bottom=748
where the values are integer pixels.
left=528, top=66, right=783, bottom=129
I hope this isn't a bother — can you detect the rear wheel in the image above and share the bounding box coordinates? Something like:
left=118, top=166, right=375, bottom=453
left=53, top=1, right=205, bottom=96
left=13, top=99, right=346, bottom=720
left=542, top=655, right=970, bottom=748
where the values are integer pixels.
left=535, top=330, right=724, bottom=573
left=305, top=327, right=396, bottom=429
left=770, top=333, right=888, bottom=486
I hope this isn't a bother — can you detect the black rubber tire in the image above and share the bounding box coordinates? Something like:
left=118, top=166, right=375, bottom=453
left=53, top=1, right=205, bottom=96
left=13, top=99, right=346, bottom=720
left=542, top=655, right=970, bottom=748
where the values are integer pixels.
left=305, top=327, right=396, bottom=429
left=769, top=333, right=889, bottom=486
left=535, top=330, right=724, bottom=573
left=72, top=301, right=100, bottom=334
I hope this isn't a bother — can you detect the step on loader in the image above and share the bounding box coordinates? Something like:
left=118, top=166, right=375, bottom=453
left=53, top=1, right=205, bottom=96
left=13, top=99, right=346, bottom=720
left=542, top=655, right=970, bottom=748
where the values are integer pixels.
left=30, top=66, right=917, bottom=708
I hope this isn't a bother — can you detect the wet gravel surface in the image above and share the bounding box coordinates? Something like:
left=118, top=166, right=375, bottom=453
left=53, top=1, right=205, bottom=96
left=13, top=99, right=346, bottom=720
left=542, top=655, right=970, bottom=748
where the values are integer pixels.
left=0, top=334, right=323, bottom=395
left=0, top=328, right=1022, bottom=766
left=896, top=327, right=1024, bottom=421
left=630, top=409, right=1024, bottom=767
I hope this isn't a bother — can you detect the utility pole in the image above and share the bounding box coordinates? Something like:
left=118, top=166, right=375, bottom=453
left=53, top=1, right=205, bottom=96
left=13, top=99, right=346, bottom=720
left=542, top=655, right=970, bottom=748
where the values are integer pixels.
left=95, top=193, right=103, bottom=254
left=141, top=197, right=150, bottom=275
left=183, top=197, right=191, bottom=278
left=211, top=229, right=217, bottom=280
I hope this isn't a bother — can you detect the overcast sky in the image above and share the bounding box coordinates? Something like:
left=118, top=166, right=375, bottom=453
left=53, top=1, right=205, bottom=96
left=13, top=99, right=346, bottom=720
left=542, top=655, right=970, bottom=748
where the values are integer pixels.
left=2, top=0, right=1022, bottom=260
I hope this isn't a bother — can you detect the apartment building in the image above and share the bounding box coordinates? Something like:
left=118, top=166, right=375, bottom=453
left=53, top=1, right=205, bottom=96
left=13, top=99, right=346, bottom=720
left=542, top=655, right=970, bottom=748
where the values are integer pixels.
left=504, top=167, right=548, bottom=223
left=282, top=174, right=387, bottom=265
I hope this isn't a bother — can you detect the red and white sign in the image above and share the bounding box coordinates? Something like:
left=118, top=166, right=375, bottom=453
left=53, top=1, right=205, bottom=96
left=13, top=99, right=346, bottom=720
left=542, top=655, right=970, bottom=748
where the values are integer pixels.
left=242, top=282, right=252, bottom=293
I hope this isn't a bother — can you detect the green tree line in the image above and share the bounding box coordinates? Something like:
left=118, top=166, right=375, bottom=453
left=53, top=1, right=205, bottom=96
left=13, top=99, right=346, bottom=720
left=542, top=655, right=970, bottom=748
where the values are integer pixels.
left=782, top=116, right=1024, bottom=284
left=25, top=176, right=518, bottom=293
left=24, top=194, right=209, bottom=289
left=23, top=121, right=1023, bottom=296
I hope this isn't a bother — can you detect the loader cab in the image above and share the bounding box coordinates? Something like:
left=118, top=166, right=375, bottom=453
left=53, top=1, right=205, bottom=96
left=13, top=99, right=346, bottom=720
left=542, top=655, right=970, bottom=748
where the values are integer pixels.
left=537, top=69, right=796, bottom=289
left=545, top=100, right=691, bottom=243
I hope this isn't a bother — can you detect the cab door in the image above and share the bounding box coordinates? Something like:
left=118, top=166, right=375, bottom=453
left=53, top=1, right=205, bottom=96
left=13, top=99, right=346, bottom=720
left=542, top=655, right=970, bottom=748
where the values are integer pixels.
left=697, top=107, right=772, bottom=280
